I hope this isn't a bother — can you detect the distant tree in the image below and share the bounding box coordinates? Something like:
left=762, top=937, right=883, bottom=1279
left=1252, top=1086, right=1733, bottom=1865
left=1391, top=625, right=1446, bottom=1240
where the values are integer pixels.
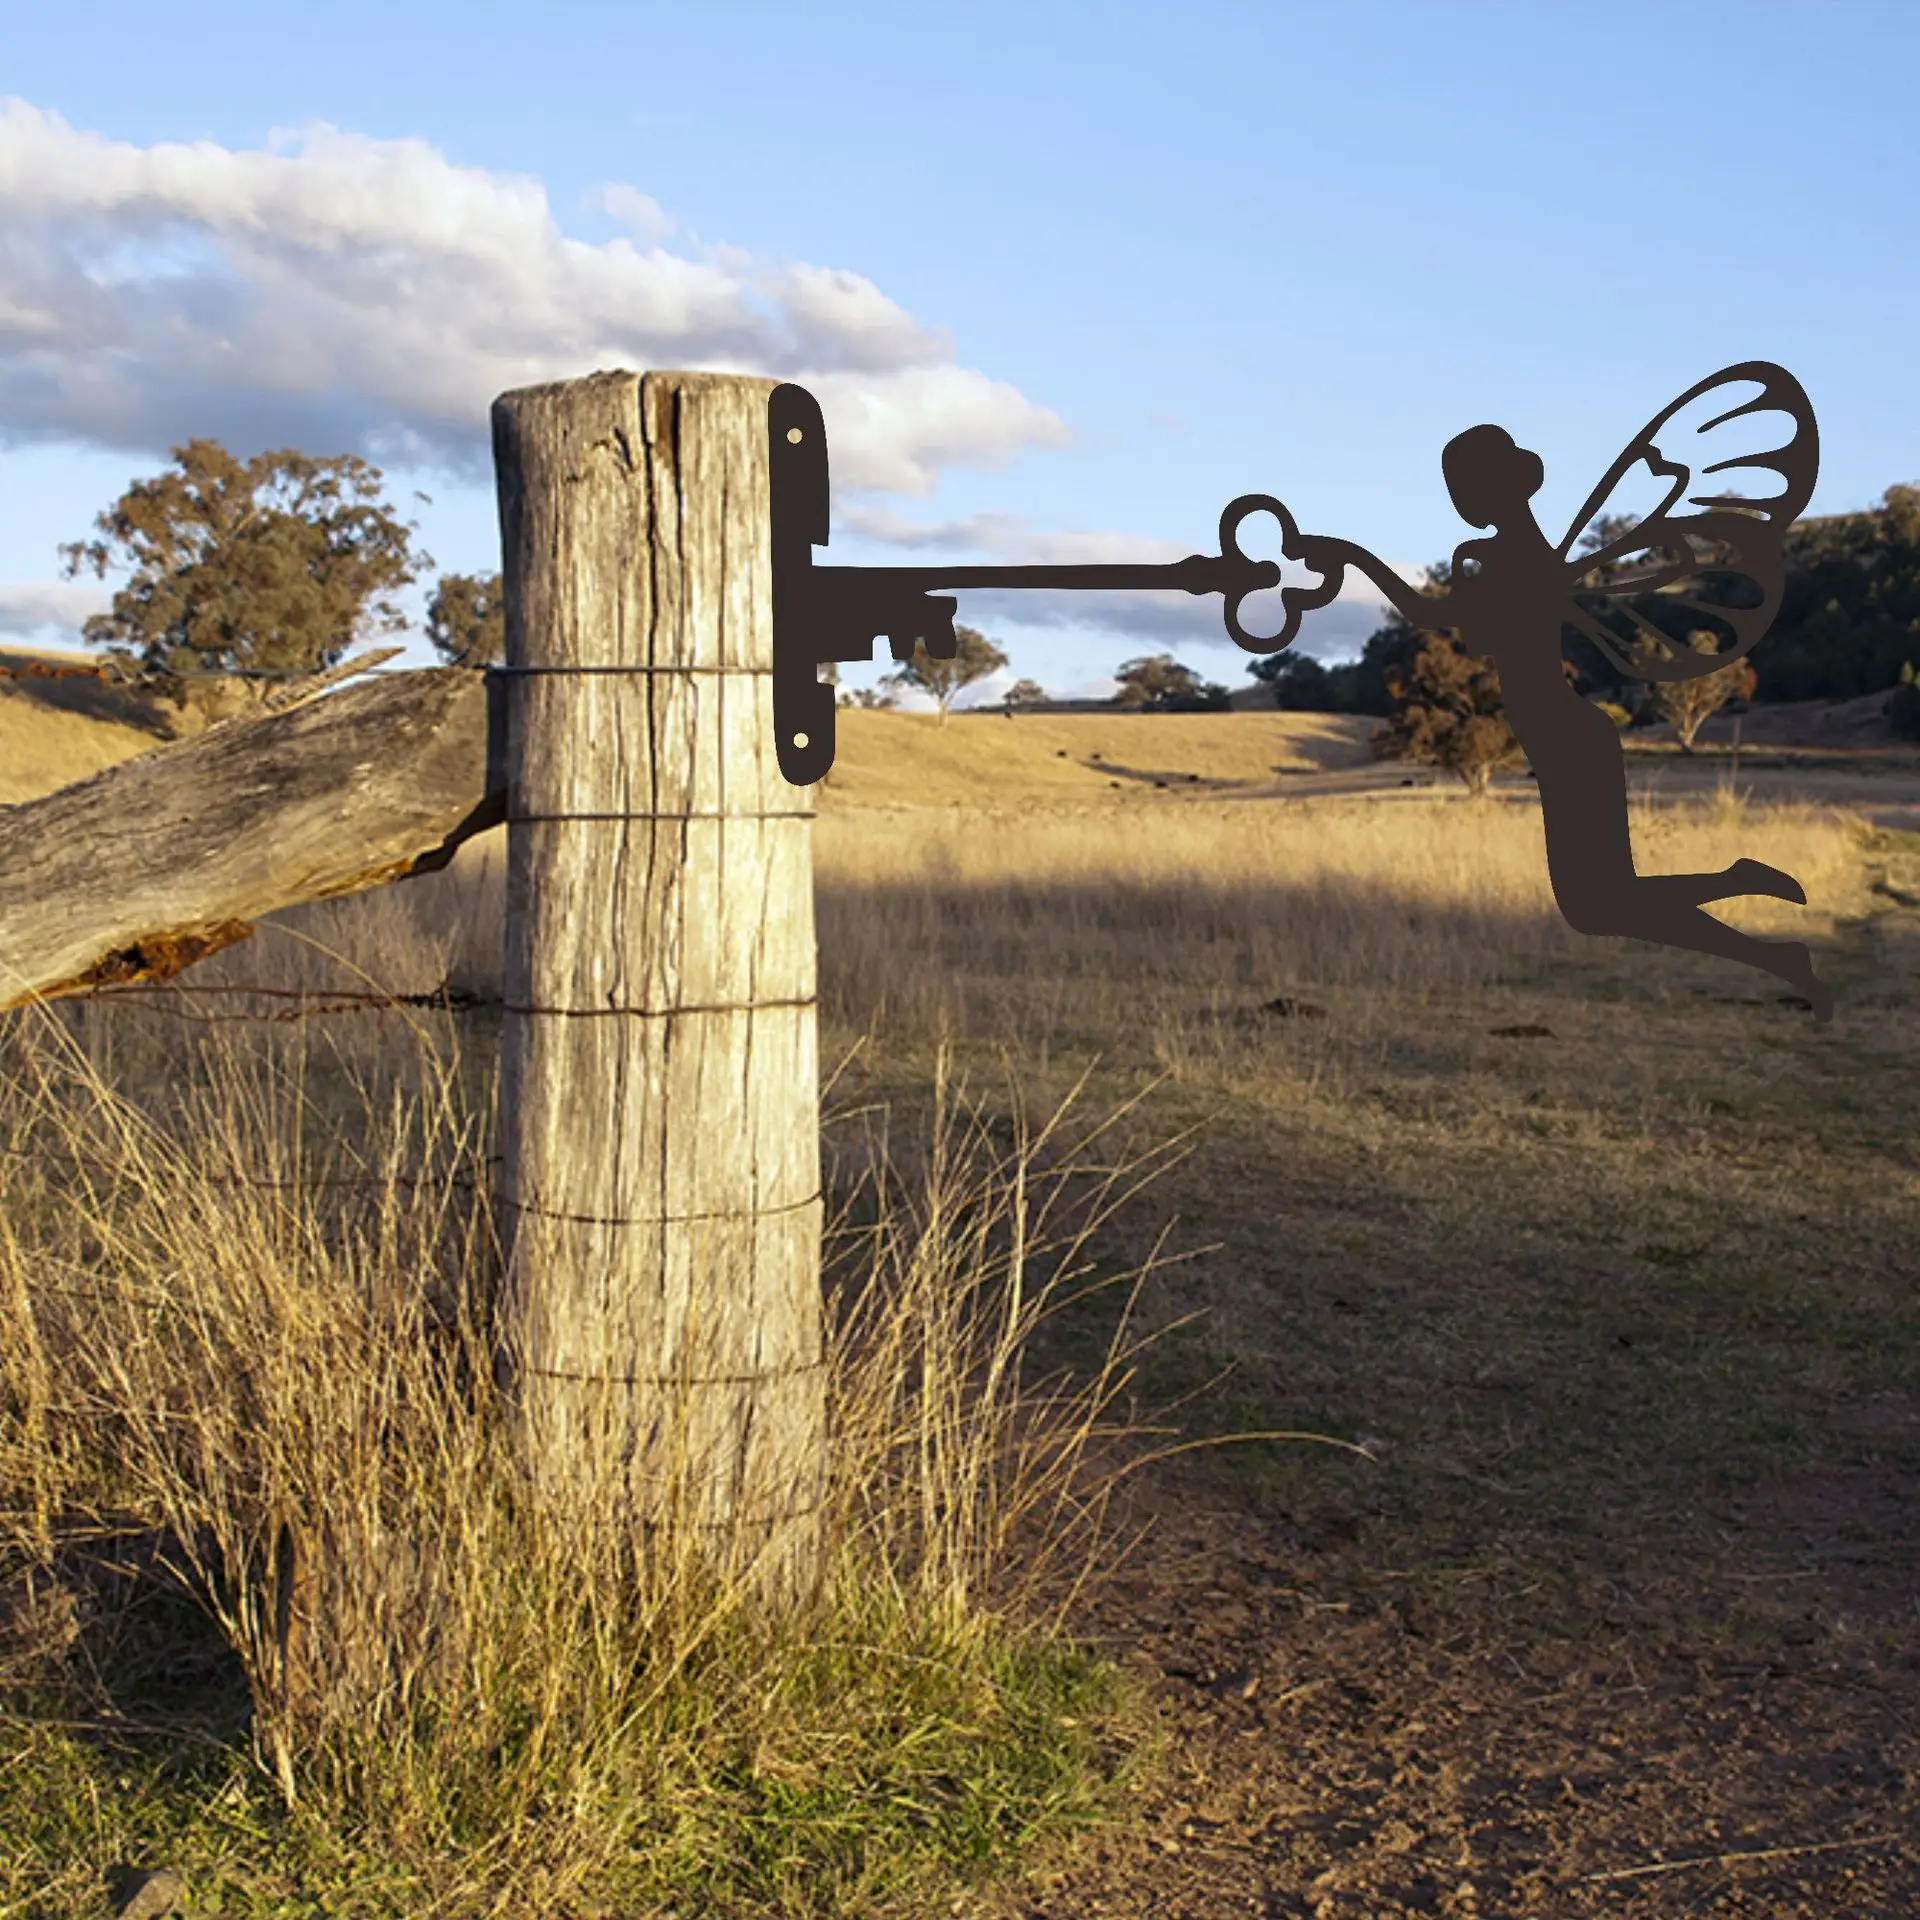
left=1887, top=484, right=1920, bottom=546
left=1003, top=677, right=1047, bottom=710
left=1252, top=652, right=1333, bottom=710
left=1371, top=632, right=1523, bottom=796
left=426, top=570, right=505, bottom=666
left=1640, top=630, right=1758, bottom=751
left=60, top=439, right=425, bottom=690
left=838, top=683, right=899, bottom=709
left=1264, top=484, right=1920, bottom=723
left=1761, top=483, right=1920, bottom=702
left=881, top=624, right=1008, bottom=724
left=1112, top=653, right=1231, bottom=710
left=1891, top=659, right=1920, bottom=741
left=1255, top=562, right=1450, bottom=714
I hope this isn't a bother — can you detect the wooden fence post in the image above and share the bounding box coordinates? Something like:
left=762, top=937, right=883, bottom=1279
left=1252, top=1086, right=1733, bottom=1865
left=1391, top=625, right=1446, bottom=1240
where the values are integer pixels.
left=490, top=369, right=824, bottom=1611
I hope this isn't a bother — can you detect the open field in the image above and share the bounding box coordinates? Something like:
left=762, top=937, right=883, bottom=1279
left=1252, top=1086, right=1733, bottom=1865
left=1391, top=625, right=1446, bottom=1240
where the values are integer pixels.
left=813, top=723, right=1920, bottom=1917
left=0, top=644, right=167, bottom=805
left=3, top=693, right=1918, bottom=1914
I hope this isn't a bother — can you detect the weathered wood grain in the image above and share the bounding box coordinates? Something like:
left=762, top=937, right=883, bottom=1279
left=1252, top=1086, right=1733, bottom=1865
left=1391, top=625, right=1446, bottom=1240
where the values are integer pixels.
left=0, top=667, right=500, bottom=1011
left=491, top=369, right=824, bottom=1612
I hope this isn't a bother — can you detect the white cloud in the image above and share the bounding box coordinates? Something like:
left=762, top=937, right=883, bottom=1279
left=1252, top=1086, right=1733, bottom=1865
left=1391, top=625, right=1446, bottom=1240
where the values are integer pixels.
left=0, top=578, right=109, bottom=638
left=804, top=365, right=1069, bottom=497
left=0, top=99, right=1067, bottom=493
left=842, top=503, right=1189, bottom=566
left=590, top=182, right=673, bottom=245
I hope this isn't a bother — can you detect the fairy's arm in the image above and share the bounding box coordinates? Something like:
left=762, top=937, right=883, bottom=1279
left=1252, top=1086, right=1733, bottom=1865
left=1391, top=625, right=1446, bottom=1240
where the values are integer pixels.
left=1297, top=536, right=1452, bottom=630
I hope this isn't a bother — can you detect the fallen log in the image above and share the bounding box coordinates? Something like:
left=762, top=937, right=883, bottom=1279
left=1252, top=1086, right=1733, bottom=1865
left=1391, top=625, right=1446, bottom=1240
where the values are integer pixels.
left=0, top=666, right=502, bottom=1009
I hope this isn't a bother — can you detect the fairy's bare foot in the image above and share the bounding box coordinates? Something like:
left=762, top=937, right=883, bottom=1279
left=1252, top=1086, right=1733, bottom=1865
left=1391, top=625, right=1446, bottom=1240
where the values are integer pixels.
left=1727, top=858, right=1807, bottom=906
left=1775, top=941, right=1833, bottom=1023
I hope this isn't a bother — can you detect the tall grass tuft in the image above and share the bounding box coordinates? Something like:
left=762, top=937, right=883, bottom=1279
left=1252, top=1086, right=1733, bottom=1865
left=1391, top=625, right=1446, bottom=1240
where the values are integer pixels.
left=0, top=949, right=1182, bottom=1914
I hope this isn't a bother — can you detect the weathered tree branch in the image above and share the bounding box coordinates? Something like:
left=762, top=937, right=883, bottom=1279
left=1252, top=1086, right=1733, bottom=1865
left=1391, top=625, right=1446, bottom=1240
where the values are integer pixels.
left=0, top=666, right=502, bottom=1010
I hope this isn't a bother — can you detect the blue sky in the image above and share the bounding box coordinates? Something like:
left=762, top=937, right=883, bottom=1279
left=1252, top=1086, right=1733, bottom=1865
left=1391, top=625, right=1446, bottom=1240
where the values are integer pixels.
left=4, top=0, right=1918, bottom=704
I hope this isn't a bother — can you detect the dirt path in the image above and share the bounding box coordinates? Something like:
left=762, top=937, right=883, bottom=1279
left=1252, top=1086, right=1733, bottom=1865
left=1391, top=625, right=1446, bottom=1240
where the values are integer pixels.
left=881, top=952, right=1920, bottom=1920
left=971, top=1448, right=1918, bottom=1918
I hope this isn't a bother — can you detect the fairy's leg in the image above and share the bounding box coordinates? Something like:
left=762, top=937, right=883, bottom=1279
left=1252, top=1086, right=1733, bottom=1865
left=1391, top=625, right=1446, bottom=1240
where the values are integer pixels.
left=1538, top=786, right=1828, bottom=1015
left=1538, top=756, right=1807, bottom=912
left=1555, top=871, right=1830, bottom=1014
left=1595, top=896, right=1832, bottom=1020
left=1634, top=858, right=1807, bottom=910
left=1527, top=702, right=1830, bottom=1016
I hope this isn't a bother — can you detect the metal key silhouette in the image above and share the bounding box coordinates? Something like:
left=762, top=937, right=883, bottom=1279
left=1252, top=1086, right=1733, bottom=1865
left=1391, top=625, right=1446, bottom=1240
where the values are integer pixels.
left=769, top=383, right=1336, bottom=788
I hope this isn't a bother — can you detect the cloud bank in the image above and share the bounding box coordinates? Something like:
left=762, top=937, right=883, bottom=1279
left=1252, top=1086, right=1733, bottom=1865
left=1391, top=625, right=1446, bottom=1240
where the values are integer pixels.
left=0, top=579, right=109, bottom=638
left=0, top=99, right=1067, bottom=493
left=0, top=100, right=1404, bottom=667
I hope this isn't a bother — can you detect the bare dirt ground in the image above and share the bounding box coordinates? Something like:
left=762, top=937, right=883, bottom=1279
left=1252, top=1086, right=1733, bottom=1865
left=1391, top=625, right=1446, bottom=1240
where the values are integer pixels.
left=801, top=707, right=1920, bottom=1919
left=975, top=1474, right=1920, bottom=1920
left=962, top=1438, right=1917, bottom=1920
left=932, top=1093, right=1920, bottom=1920
left=813, top=938, right=1920, bottom=1920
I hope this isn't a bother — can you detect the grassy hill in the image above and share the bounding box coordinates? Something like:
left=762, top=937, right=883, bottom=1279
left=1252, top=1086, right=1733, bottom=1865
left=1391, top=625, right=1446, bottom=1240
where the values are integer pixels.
left=0, top=644, right=163, bottom=806
left=8, top=657, right=1910, bottom=827
left=817, top=707, right=1374, bottom=805
left=0, top=668, right=1378, bottom=812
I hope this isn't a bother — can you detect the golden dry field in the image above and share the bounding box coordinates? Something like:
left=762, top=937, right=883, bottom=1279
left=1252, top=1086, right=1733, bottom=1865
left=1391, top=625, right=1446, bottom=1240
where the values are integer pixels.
left=0, top=643, right=164, bottom=804
left=4, top=686, right=1918, bottom=1916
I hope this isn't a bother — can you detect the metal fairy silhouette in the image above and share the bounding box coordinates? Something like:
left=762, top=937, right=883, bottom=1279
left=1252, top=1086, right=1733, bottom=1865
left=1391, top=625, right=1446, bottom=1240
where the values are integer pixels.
left=1290, top=361, right=1828, bottom=1020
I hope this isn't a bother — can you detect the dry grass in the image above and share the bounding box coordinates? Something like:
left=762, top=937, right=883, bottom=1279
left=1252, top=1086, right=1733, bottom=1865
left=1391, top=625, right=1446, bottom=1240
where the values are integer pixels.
left=0, top=651, right=160, bottom=805
left=812, top=787, right=1867, bottom=1046
left=355, top=783, right=1870, bottom=1051
left=3, top=696, right=1914, bottom=1915
left=812, top=708, right=1375, bottom=803
left=0, top=962, right=1198, bottom=1913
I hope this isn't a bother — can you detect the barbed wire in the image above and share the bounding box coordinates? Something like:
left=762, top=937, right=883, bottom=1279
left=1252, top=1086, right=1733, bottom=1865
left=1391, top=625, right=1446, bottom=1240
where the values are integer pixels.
left=60, top=981, right=502, bottom=1022
left=0, top=981, right=498, bottom=1182
left=0, top=656, right=450, bottom=686
left=0, top=659, right=778, bottom=686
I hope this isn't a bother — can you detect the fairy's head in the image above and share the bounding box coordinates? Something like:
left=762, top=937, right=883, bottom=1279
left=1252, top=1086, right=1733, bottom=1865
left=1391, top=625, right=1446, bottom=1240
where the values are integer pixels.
left=1443, top=424, right=1545, bottom=529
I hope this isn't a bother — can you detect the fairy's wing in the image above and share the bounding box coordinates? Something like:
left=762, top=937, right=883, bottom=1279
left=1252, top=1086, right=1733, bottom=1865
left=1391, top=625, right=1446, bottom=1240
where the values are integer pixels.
left=1554, top=362, right=1817, bottom=684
